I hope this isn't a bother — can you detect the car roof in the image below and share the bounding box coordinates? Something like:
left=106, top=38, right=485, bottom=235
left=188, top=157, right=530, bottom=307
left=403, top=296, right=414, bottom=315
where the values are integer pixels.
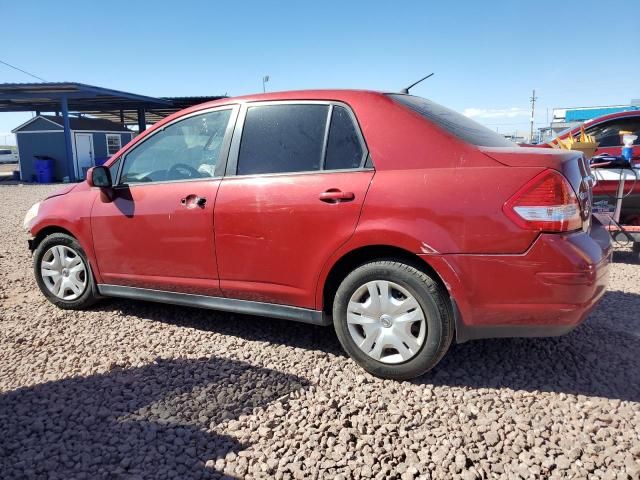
left=163, top=89, right=385, bottom=120
left=204, top=88, right=385, bottom=105
left=582, top=109, right=640, bottom=125
left=133, top=89, right=390, bottom=142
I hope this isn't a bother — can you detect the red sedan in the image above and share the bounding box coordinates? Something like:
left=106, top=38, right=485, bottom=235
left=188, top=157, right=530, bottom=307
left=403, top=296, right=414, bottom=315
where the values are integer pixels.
left=23, top=90, right=611, bottom=380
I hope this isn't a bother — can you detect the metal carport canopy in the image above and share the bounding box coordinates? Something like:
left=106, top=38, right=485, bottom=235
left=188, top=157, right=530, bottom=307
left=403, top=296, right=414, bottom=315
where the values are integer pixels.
left=0, top=82, right=225, bottom=181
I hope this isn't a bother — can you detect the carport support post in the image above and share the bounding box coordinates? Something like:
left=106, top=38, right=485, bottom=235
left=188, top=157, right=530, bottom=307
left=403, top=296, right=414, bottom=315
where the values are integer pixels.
left=61, top=96, right=75, bottom=182
left=137, top=107, right=146, bottom=133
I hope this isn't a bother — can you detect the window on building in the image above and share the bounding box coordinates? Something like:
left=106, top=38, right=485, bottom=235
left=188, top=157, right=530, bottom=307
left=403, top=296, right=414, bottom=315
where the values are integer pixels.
left=106, top=134, right=122, bottom=156
left=237, top=104, right=329, bottom=175
left=120, top=108, right=232, bottom=184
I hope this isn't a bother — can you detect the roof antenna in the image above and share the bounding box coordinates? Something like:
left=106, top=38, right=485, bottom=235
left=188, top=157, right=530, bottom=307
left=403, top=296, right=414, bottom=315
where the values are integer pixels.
left=401, top=73, right=434, bottom=94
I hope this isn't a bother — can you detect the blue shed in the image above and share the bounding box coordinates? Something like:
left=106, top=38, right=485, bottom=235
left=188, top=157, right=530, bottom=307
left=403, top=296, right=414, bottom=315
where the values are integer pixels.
left=12, top=115, right=134, bottom=182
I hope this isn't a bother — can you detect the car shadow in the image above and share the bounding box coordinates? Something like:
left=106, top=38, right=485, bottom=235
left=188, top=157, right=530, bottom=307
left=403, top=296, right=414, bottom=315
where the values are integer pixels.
left=0, top=356, right=308, bottom=479
left=612, top=246, right=639, bottom=265
left=93, top=289, right=640, bottom=403
left=420, top=290, right=640, bottom=403
left=96, top=298, right=347, bottom=358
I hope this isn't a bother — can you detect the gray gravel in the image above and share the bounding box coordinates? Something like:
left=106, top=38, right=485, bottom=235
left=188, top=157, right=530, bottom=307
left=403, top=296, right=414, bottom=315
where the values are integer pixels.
left=1, top=184, right=639, bottom=480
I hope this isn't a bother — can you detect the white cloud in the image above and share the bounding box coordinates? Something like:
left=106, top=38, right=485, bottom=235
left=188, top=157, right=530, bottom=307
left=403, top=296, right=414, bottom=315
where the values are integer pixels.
left=463, top=107, right=529, bottom=119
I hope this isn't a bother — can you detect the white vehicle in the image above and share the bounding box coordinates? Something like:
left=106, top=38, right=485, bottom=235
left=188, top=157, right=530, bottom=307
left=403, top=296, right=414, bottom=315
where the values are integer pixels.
left=0, top=149, right=18, bottom=164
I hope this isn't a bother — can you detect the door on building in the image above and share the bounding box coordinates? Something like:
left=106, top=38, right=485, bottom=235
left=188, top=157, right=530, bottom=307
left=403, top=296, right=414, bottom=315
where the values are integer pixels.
left=74, top=133, right=94, bottom=179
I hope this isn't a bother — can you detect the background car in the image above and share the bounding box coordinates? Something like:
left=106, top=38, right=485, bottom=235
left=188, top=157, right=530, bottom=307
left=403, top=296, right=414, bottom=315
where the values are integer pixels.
left=0, top=148, right=18, bottom=164
left=544, top=111, right=640, bottom=226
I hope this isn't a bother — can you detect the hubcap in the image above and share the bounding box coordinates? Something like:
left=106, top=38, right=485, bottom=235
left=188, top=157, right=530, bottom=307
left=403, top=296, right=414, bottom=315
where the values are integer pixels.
left=40, top=245, right=87, bottom=301
left=347, top=280, right=427, bottom=364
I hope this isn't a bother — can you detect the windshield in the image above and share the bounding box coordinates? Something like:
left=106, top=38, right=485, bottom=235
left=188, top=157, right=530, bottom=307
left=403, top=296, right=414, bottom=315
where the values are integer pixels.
left=388, top=94, right=515, bottom=148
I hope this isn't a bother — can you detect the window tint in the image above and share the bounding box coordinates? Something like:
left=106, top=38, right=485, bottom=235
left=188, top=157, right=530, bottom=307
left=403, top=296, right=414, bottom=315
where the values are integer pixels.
left=325, top=106, right=364, bottom=170
left=388, top=94, right=515, bottom=147
left=120, top=109, right=231, bottom=184
left=585, top=117, right=640, bottom=147
left=237, top=104, right=328, bottom=175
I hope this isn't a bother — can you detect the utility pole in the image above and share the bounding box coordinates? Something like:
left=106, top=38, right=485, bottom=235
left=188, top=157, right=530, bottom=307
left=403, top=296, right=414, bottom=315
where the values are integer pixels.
left=530, top=89, right=538, bottom=143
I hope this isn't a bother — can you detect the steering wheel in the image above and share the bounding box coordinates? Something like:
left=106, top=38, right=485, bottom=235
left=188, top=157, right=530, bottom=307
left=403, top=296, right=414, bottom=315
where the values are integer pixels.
left=167, top=163, right=201, bottom=180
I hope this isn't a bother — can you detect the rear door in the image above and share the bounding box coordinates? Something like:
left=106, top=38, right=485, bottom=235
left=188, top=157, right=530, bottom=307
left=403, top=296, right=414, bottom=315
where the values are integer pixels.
left=214, top=102, right=374, bottom=308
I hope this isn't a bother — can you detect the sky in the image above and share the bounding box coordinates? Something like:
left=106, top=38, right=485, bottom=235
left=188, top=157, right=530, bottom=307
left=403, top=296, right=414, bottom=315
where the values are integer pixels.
left=1, top=0, right=639, bottom=144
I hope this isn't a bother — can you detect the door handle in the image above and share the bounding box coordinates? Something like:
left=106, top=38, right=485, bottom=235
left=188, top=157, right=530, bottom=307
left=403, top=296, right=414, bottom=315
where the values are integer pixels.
left=319, top=189, right=355, bottom=203
left=180, top=195, right=207, bottom=208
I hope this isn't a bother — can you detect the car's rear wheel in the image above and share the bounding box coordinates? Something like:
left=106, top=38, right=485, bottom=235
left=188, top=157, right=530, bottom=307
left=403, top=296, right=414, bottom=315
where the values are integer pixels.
left=332, top=260, right=453, bottom=380
left=33, top=233, right=99, bottom=309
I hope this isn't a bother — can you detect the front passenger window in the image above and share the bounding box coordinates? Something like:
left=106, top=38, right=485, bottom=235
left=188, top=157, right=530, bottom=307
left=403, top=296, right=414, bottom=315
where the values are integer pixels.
left=120, top=109, right=232, bottom=184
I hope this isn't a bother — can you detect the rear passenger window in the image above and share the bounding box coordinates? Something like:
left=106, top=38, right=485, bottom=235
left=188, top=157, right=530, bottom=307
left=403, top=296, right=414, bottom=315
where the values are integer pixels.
left=237, top=104, right=329, bottom=175
left=325, top=106, right=364, bottom=170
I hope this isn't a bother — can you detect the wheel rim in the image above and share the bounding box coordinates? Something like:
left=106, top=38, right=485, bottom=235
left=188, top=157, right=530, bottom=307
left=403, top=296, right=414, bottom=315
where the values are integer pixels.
left=40, top=245, right=87, bottom=301
left=347, top=280, right=427, bottom=364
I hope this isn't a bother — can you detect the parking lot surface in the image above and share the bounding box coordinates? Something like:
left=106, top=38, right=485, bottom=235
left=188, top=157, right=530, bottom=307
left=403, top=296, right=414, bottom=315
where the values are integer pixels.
left=1, top=184, right=639, bottom=480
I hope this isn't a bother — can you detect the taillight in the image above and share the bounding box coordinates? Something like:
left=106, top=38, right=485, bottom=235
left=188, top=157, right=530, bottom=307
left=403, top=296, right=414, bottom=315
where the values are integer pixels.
left=503, top=169, right=582, bottom=232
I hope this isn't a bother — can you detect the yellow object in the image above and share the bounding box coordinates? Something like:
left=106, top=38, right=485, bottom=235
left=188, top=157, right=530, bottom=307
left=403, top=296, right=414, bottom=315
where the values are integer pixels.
left=550, top=127, right=598, bottom=159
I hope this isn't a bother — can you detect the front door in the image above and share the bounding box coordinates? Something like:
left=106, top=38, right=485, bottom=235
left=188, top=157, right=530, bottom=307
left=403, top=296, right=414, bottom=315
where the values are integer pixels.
left=75, top=133, right=94, bottom=179
left=214, top=102, right=374, bottom=308
left=91, top=106, right=236, bottom=295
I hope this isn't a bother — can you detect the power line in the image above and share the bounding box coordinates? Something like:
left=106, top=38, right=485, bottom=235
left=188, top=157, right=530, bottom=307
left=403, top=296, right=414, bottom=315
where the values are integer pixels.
left=0, top=59, right=47, bottom=82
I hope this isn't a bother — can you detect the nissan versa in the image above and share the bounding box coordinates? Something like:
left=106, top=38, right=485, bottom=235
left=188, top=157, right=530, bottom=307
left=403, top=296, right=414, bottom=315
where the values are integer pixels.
left=23, top=90, right=611, bottom=380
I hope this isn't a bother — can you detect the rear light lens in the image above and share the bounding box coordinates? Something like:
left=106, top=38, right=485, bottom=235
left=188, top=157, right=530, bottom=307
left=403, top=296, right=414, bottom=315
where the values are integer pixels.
left=504, top=169, right=582, bottom=232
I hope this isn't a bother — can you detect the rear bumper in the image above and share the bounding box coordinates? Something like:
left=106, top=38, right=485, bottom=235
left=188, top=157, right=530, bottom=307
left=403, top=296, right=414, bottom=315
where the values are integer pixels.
left=424, top=222, right=612, bottom=343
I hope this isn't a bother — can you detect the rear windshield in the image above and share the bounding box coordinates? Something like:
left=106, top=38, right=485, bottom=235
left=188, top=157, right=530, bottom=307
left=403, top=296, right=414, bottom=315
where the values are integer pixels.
left=388, top=94, right=515, bottom=147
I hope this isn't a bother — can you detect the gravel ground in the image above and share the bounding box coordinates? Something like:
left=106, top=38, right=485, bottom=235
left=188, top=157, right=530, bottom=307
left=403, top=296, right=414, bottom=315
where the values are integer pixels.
left=1, top=184, right=639, bottom=480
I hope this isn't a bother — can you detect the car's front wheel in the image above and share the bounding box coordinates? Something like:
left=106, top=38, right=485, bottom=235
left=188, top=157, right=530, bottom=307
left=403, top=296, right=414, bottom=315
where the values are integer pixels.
left=33, top=233, right=99, bottom=309
left=332, top=260, right=453, bottom=380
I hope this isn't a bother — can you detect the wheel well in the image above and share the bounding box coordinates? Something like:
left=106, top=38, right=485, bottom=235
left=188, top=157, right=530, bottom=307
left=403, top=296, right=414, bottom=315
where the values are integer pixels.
left=32, top=226, right=76, bottom=250
left=322, top=245, right=449, bottom=314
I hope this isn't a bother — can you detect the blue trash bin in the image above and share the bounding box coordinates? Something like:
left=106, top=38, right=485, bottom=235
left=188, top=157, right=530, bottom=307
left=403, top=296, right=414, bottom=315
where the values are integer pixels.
left=34, top=155, right=55, bottom=183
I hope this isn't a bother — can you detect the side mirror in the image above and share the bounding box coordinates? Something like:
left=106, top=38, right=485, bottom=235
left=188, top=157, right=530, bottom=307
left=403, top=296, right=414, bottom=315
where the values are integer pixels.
left=87, top=166, right=112, bottom=188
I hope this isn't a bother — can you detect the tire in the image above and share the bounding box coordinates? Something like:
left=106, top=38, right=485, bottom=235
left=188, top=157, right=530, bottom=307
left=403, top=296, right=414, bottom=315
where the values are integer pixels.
left=332, top=260, right=453, bottom=380
left=33, top=233, right=99, bottom=310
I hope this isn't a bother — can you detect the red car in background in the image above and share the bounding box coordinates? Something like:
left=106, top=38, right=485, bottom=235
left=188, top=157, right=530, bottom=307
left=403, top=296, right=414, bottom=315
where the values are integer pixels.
left=544, top=110, right=640, bottom=226
left=22, top=90, right=611, bottom=380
